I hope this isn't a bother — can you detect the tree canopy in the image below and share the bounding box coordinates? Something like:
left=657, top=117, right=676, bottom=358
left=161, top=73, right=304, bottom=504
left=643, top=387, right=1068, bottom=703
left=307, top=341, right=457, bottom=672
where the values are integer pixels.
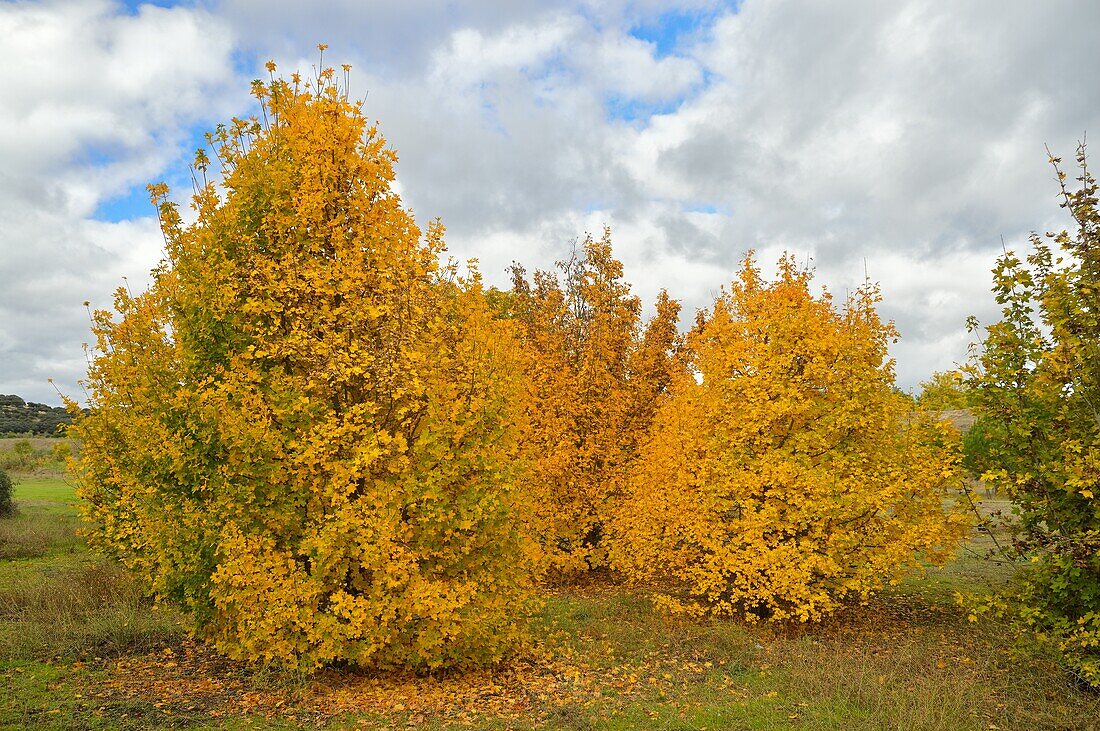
left=0, top=395, right=71, bottom=436
left=966, top=143, right=1100, bottom=685
left=70, top=60, right=535, bottom=671
left=612, top=255, right=970, bottom=621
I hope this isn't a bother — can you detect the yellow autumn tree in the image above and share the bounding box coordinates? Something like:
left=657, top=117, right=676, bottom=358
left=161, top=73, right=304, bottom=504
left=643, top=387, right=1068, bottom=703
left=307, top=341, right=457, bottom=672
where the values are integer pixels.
left=626, top=290, right=682, bottom=439
left=508, top=231, right=681, bottom=573
left=917, top=369, right=971, bottom=411
left=69, top=59, right=535, bottom=671
left=611, top=253, right=970, bottom=621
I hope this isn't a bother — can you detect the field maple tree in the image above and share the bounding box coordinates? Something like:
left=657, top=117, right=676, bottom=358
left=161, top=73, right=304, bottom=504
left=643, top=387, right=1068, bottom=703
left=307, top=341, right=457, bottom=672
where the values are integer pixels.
left=70, top=59, right=535, bottom=670
left=916, top=370, right=971, bottom=411
left=966, top=144, right=1100, bottom=686
left=611, top=254, right=971, bottom=621
left=507, top=232, right=681, bottom=573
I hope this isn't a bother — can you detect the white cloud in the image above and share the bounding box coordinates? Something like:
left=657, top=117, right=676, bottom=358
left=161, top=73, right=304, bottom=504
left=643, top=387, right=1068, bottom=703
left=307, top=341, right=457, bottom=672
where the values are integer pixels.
left=619, top=0, right=1100, bottom=383
left=4, top=0, right=1100, bottom=404
left=588, top=31, right=702, bottom=102
left=0, top=0, right=239, bottom=403
left=0, top=0, right=236, bottom=209
left=431, top=14, right=582, bottom=89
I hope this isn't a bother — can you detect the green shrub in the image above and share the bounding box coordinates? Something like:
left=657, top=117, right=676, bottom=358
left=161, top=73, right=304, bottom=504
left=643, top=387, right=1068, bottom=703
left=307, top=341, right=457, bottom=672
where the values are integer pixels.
left=0, top=468, right=13, bottom=517
left=960, top=416, right=995, bottom=479
left=966, top=143, right=1100, bottom=687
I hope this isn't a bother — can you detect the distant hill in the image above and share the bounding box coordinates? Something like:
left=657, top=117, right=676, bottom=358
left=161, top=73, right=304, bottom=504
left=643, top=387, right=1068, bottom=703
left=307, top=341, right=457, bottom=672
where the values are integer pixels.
left=0, top=395, right=72, bottom=436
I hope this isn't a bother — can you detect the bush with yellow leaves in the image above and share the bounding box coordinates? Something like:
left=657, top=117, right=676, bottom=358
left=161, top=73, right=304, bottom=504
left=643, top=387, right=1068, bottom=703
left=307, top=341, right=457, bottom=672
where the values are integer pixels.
left=611, top=254, right=971, bottom=621
left=69, top=59, right=535, bottom=671
left=506, top=232, right=681, bottom=574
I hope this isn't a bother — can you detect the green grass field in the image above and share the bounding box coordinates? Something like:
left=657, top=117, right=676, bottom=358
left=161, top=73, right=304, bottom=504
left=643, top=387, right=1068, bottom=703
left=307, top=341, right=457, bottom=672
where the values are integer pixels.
left=0, top=477, right=81, bottom=560
left=7, top=476, right=75, bottom=506
left=1, top=478, right=1098, bottom=730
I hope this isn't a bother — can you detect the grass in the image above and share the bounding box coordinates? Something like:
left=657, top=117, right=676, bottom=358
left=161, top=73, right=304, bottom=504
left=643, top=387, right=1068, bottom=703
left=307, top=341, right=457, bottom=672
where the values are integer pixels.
left=0, top=478, right=184, bottom=667
left=0, top=477, right=81, bottom=559
left=517, top=573, right=1097, bottom=731
left=0, top=556, right=184, bottom=662
left=1, top=483, right=1098, bottom=730
left=10, top=476, right=76, bottom=504
left=0, top=437, right=72, bottom=476
left=0, top=437, right=67, bottom=452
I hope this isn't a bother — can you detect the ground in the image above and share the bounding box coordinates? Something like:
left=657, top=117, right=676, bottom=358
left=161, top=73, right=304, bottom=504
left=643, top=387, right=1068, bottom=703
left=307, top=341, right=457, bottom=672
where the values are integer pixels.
left=2, top=447, right=1098, bottom=729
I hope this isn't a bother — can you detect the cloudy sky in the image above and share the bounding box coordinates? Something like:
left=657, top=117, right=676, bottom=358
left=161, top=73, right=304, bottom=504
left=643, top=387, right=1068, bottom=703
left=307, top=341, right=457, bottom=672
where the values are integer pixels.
left=1, top=0, right=1098, bottom=405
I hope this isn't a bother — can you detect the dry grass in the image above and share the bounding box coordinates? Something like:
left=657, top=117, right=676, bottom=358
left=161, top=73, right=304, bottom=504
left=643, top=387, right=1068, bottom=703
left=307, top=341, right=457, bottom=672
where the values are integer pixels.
left=0, top=509, right=82, bottom=559
left=0, top=557, right=184, bottom=662
left=0, top=477, right=183, bottom=664
left=515, top=573, right=1100, bottom=731
left=0, top=436, right=73, bottom=476
left=0, top=438, right=65, bottom=453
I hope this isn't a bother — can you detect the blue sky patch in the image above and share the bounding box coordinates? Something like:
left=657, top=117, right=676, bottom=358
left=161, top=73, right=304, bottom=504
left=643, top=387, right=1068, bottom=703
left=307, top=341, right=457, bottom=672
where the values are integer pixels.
left=232, top=46, right=262, bottom=79
left=91, top=121, right=219, bottom=222
left=628, top=2, right=740, bottom=58
left=682, top=202, right=732, bottom=216
left=118, top=0, right=185, bottom=15
left=630, top=9, right=700, bottom=58
left=605, top=94, right=685, bottom=124
left=93, top=184, right=157, bottom=222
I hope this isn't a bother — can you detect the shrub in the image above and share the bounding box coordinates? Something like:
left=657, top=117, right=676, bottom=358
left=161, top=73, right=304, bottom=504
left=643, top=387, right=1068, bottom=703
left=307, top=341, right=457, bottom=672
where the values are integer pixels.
left=507, top=232, right=681, bottom=574
left=960, top=416, right=995, bottom=480
left=70, top=59, right=535, bottom=671
left=611, top=254, right=971, bottom=621
left=916, top=370, right=971, bottom=411
left=0, top=468, right=13, bottom=518
left=965, top=144, right=1100, bottom=686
